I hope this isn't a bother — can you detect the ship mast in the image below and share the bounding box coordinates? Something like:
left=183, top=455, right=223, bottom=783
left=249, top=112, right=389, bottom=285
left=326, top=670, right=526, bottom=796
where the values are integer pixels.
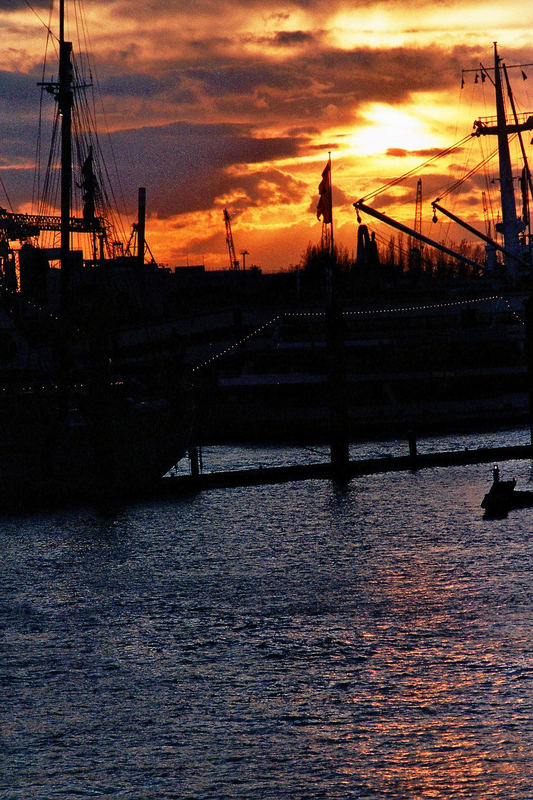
left=58, top=0, right=73, bottom=307
left=492, top=42, right=523, bottom=276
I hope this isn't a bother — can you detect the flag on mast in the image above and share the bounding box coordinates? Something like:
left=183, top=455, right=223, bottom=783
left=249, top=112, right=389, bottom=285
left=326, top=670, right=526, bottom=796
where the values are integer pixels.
left=316, top=158, right=332, bottom=224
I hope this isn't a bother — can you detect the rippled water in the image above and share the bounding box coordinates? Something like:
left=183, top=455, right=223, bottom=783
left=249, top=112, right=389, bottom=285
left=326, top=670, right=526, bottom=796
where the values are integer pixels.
left=169, top=425, right=532, bottom=475
left=2, top=431, right=533, bottom=799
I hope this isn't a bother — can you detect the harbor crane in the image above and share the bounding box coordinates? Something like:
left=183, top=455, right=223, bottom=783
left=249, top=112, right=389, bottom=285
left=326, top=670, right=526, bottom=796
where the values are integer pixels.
left=223, top=208, right=240, bottom=270
left=0, top=207, right=104, bottom=241
left=0, top=207, right=107, bottom=274
left=414, top=177, right=422, bottom=235
left=409, top=178, right=423, bottom=272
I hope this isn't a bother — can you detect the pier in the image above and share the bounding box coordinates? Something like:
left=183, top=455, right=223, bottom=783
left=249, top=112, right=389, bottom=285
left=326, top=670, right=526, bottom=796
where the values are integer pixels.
left=160, top=443, right=533, bottom=494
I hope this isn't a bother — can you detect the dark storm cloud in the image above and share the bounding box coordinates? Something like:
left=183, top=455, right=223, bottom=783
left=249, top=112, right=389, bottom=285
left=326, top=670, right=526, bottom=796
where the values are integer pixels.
left=316, top=46, right=460, bottom=96
left=385, top=147, right=464, bottom=158
left=186, top=63, right=313, bottom=98
left=109, top=121, right=309, bottom=217
left=273, top=30, right=316, bottom=46
left=0, top=166, right=35, bottom=210
left=97, top=0, right=453, bottom=14
left=72, top=0, right=484, bottom=123
left=222, top=167, right=308, bottom=208
left=93, top=0, right=331, bottom=15
left=0, top=0, right=43, bottom=6
left=0, top=35, right=478, bottom=218
left=287, top=126, right=321, bottom=136
left=0, top=69, right=59, bottom=174
left=0, top=117, right=56, bottom=209
left=99, top=73, right=163, bottom=98
left=307, top=142, right=340, bottom=152
left=163, top=43, right=479, bottom=131
left=0, top=119, right=43, bottom=162
left=0, top=70, right=43, bottom=112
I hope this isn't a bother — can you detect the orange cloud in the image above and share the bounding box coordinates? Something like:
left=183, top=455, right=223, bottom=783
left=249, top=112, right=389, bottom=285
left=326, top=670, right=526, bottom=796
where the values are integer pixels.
left=0, top=1, right=532, bottom=268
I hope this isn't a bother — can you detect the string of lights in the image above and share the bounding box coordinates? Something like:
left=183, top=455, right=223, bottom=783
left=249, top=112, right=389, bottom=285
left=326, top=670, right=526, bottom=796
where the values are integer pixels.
left=7, top=291, right=525, bottom=389
left=501, top=297, right=525, bottom=325
left=191, top=315, right=283, bottom=373
left=190, top=294, right=523, bottom=373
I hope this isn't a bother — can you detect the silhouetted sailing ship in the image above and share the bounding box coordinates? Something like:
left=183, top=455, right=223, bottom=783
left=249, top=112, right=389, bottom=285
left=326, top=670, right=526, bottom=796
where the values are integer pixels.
left=0, top=1, right=191, bottom=507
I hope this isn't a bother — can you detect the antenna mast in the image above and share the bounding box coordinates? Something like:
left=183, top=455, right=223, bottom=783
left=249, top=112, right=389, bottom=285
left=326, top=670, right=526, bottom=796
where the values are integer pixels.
left=493, top=43, right=521, bottom=274
left=59, top=0, right=73, bottom=304
left=471, top=43, right=533, bottom=276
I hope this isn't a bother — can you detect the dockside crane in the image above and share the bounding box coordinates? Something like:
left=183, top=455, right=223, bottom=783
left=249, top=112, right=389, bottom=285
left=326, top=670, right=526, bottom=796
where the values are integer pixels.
left=353, top=199, right=483, bottom=272
left=409, top=178, right=423, bottom=272
left=0, top=206, right=107, bottom=281
left=414, top=178, right=422, bottom=235
left=0, top=207, right=104, bottom=240
left=223, top=208, right=239, bottom=270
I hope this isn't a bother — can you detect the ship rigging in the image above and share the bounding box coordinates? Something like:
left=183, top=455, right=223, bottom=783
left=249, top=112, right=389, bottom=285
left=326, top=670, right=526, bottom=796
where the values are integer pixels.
left=0, top=0, right=191, bottom=508
left=354, top=43, right=533, bottom=282
left=0, top=0, right=141, bottom=301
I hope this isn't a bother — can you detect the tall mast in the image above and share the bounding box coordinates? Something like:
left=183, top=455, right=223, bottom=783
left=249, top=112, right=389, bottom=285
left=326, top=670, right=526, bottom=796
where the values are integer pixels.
left=137, top=187, right=146, bottom=268
left=493, top=42, right=523, bottom=277
left=58, top=0, right=73, bottom=305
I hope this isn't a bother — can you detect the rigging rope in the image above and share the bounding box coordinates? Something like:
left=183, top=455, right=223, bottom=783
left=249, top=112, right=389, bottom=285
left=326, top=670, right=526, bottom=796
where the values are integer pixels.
left=0, top=176, right=14, bottom=213
left=32, top=0, right=132, bottom=260
left=22, top=0, right=57, bottom=40
left=33, top=13, right=56, bottom=216
left=70, top=0, right=132, bottom=247
left=435, top=142, right=501, bottom=201
left=359, top=134, right=472, bottom=205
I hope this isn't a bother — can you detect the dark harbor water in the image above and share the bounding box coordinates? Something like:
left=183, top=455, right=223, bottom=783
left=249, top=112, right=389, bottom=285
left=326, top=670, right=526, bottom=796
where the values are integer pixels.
left=2, top=429, right=533, bottom=799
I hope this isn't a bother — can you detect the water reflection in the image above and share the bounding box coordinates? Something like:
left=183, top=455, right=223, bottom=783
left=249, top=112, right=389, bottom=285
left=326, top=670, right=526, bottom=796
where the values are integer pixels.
left=3, top=452, right=532, bottom=799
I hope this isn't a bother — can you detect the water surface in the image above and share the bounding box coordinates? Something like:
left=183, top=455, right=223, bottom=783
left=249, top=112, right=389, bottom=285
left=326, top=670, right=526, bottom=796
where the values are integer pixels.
left=2, top=433, right=533, bottom=799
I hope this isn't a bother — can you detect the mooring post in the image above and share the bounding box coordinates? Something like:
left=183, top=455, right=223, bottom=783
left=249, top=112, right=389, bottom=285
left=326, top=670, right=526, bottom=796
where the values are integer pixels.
left=525, top=295, right=533, bottom=455
left=189, top=446, right=199, bottom=478
left=408, top=429, right=417, bottom=470
left=327, top=254, right=350, bottom=481
left=137, top=187, right=146, bottom=268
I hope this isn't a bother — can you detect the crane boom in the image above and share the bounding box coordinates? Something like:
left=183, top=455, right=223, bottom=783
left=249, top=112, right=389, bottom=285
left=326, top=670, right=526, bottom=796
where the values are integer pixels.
left=0, top=207, right=104, bottom=241
left=223, top=208, right=239, bottom=270
left=430, top=200, right=528, bottom=266
left=414, top=178, right=422, bottom=235
left=353, top=199, right=483, bottom=271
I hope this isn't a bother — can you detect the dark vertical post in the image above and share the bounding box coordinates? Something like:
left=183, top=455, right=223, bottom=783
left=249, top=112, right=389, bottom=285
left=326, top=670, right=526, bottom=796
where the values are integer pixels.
left=59, top=35, right=73, bottom=310
left=327, top=253, right=350, bottom=480
left=137, top=187, right=146, bottom=268
left=408, top=429, right=417, bottom=470
left=525, top=296, right=533, bottom=453
left=87, top=302, right=115, bottom=500
left=324, top=154, right=349, bottom=480
left=56, top=1, right=73, bottom=421
left=189, top=446, right=200, bottom=478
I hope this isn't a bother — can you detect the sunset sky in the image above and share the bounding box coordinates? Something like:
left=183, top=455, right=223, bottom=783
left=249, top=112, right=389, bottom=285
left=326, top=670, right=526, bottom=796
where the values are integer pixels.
left=1, top=0, right=533, bottom=270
